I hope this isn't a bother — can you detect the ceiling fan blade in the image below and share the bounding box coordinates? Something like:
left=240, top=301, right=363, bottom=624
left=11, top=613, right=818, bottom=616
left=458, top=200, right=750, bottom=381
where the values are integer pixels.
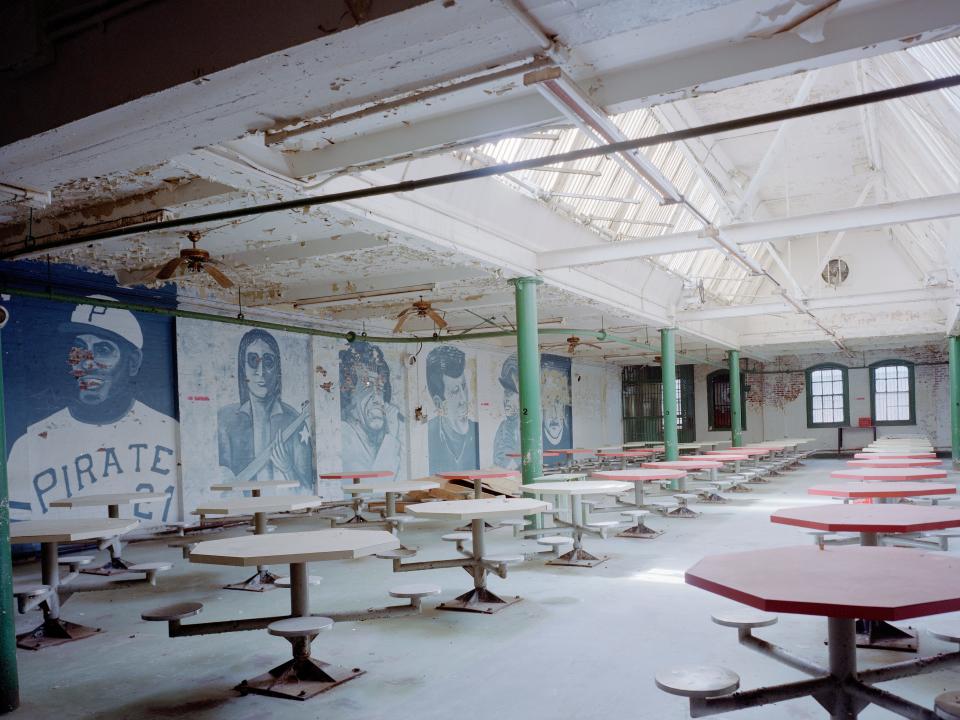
left=393, top=314, right=408, bottom=334
left=115, top=266, right=162, bottom=287
left=204, top=264, right=235, bottom=288
left=427, top=309, right=448, bottom=330
left=396, top=307, right=413, bottom=319
left=584, top=343, right=603, bottom=350
left=155, top=256, right=186, bottom=280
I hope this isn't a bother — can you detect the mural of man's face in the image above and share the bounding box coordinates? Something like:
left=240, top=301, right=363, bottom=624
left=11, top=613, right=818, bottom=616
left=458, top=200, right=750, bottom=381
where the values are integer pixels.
left=542, top=369, right=568, bottom=445
left=352, top=364, right=386, bottom=431
left=439, top=373, right=469, bottom=434
left=69, top=332, right=138, bottom=405
left=244, top=339, right=279, bottom=401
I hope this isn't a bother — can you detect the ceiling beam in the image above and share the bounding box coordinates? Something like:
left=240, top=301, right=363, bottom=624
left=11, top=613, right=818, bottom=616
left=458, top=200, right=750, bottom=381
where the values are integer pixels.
left=538, top=192, right=960, bottom=269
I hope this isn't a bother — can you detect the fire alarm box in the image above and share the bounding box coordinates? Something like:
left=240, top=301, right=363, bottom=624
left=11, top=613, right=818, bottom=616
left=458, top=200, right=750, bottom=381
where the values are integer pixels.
left=857, top=417, right=872, bottom=428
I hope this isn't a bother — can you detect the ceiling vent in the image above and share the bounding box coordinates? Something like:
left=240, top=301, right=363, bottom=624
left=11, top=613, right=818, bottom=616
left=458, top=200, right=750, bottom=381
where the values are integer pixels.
left=821, top=258, right=849, bottom=288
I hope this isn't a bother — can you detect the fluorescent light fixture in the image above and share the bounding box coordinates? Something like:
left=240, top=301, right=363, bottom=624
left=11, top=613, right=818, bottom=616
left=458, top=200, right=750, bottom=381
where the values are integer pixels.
left=292, top=283, right=434, bottom=308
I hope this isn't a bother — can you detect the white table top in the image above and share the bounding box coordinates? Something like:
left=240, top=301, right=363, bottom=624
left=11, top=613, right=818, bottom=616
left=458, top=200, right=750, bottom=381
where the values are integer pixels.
left=193, top=495, right=326, bottom=515
left=524, top=480, right=632, bottom=495
left=209, top=480, right=299, bottom=492
left=530, top=473, right=588, bottom=482
left=347, top=480, right=440, bottom=493
left=406, top=497, right=550, bottom=521
left=49, top=492, right=166, bottom=508
left=11, top=518, right=140, bottom=543
left=189, top=528, right=399, bottom=566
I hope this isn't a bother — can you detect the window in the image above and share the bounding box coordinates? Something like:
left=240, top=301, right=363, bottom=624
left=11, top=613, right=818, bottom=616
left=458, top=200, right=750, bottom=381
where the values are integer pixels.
left=870, top=361, right=915, bottom=425
left=806, top=364, right=849, bottom=427
left=707, top=370, right=747, bottom=431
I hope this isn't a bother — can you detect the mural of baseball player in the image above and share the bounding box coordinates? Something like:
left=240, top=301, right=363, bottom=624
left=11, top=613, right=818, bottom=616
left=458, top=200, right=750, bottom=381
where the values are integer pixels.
left=426, top=345, right=479, bottom=473
left=217, top=328, right=315, bottom=491
left=339, top=341, right=405, bottom=480
left=6, top=294, right=179, bottom=522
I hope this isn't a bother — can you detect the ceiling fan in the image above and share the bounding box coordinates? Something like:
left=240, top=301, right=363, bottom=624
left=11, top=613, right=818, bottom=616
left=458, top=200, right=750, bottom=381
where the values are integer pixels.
left=544, top=335, right=604, bottom=355
left=393, top=298, right=448, bottom=333
left=118, top=231, right=235, bottom=288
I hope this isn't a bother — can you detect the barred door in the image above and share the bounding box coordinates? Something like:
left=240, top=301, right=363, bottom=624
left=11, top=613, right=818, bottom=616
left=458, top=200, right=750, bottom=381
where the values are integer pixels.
left=622, top=365, right=695, bottom=443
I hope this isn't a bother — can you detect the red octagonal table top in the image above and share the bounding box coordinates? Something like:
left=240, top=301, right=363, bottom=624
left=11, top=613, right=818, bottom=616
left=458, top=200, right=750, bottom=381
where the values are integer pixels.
left=436, top=470, right=519, bottom=480
left=771, top=503, right=960, bottom=533
left=847, top=458, right=943, bottom=468
left=831, top=467, right=948, bottom=482
left=853, top=452, right=936, bottom=459
left=808, top=481, right=956, bottom=499
left=706, top=448, right=769, bottom=457
left=685, top=545, right=960, bottom=621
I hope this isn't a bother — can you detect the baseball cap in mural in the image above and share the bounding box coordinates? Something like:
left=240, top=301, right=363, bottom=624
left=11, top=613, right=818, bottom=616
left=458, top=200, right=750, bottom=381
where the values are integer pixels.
left=59, top=295, right=144, bottom=350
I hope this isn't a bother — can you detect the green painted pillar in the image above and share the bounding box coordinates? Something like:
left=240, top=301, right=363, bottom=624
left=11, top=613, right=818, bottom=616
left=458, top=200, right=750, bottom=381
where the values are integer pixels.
left=0, top=329, right=19, bottom=714
left=729, top=349, right=743, bottom=448
left=951, top=336, right=960, bottom=468
left=511, top=277, right=543, bottom=487
left=660, top=328, right=679, bottom=462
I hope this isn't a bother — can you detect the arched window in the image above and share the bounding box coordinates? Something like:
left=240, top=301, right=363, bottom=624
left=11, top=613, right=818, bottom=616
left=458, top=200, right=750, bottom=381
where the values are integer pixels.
left=870, top=360, right=915, bottom=425
left=706, top=369, right=747, bottom=431
left=806, top=363, right=849, bottom=428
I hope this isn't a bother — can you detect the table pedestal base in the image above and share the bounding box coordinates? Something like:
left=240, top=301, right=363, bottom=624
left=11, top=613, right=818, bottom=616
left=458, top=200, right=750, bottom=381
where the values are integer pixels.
left=855, top=620, right=918, bottom=653
left=16, top=617, right=100, bottom=650
left=438, top=587, right=521, bottom=614
left=82, top=557, right=133, bottom=576
left=547, top=547, right=607, bottom=567
left=618, top=523, right=663, bottom=539
left=237, top=658, right=363, bottom=701
left=225, top=568, right=282, bottom=592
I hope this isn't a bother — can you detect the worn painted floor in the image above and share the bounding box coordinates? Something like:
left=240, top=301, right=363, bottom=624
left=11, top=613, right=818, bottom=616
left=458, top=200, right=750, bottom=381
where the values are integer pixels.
left=10, top=458, right=960, bottom=720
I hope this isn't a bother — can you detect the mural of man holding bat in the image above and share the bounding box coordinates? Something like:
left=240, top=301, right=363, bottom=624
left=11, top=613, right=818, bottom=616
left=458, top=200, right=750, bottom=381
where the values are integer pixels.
left=217, top=329, right=315, bottom=491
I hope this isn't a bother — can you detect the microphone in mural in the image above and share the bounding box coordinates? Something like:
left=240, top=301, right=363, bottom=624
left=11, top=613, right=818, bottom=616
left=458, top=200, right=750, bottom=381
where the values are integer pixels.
left=339, top=341, right=405, bottom=479
left=426, top=345, right=479, bottom=473
left=7, top=294, right=179, bottom=521
left=217, top=328, right=314, bottom=491
left=492, top=353, right=520, bottom=469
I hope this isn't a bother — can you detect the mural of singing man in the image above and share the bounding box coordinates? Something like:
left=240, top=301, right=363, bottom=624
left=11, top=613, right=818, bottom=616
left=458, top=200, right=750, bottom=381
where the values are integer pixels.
left=217, top=328, right=315, bottom=491
left=339, top=341, right=404, bottom=479
left=492, top=353, right=520, bottom=469
left=426, top=345, right=479, bottom=473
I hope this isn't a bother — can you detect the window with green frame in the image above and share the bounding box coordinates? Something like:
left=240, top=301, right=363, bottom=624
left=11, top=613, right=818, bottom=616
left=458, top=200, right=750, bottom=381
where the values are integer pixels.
left=805, top=363, right=849, bottom=428
left=870, top=360, right=915, bottom=425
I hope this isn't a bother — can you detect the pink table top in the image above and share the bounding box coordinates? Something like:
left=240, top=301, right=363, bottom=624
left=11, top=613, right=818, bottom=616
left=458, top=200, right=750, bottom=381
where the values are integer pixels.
left=319, top=470, right=393, bottom=480
left=808, top=481, right=956, bottom=499
left=596, top=450, right=655, bottom=457
left=854, top=452, right=936, bottom=459
left=744, top=445, right=785, bottom=451
left=704, top=454, right=750, bottom=462
left=771, top=503, right=960, bottom=533
left=847, top=458, right=943, bottom=468
left=706, top=449, right=768, bottom=457
left=643, top=460, right=722, bottom=470
left=505, top=451, right=564, bottom=457
left=591, top=468, right=687, bottom=482
left=436, top=470, right=520, bottom=480
left=549, top=448, right=600, bottom=455
left=686, top=545, right=960, bottom=620
left=831, top=467, right=948, bottom=482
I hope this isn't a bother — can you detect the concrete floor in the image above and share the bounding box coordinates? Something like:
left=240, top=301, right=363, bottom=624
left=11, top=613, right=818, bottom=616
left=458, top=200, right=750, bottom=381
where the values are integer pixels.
left=10, top=458, right=960, bottom=720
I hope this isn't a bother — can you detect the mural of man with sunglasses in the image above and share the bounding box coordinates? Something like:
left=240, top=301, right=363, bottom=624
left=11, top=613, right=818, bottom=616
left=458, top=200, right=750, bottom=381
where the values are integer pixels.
left=217, top=329, right=315, bottom=491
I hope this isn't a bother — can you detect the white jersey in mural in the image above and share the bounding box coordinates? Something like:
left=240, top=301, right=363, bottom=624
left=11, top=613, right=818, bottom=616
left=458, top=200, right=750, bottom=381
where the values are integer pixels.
left=8, top=401, right=178, bottom=522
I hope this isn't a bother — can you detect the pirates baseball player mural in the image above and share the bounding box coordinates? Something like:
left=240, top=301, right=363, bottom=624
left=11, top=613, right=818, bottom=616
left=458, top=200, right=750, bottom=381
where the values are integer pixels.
left=6, top=294, right=179, bottom=524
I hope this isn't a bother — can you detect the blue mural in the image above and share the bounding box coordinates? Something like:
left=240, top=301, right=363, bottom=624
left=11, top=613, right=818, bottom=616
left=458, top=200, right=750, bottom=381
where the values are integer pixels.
left=216, top=328, right=315, bottom=491
left=2, top=265, right=179, bottom=523
left=426, top=345, right=479, bottom=473
left=339, top=341, right=405, bottom=479
left=492, top=354, right=520, bottom=469
left=541, top=353, right=573, bottom=458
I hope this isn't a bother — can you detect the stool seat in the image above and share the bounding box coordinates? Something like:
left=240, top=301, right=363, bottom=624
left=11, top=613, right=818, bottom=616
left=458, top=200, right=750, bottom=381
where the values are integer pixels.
left=267, top=616, right=333, bottom=638
left=936, top=691, right=960, bottom=720
left=712, top=610, right=778, bottom=629
left=128, top=562, right=173, bottom=572
left=57, top=555, right=94, bottom=566
left=499, top=518, right=528, bottom=527
left=621, top=510, right=650, bottom=518
left=245, top=525, right=277, bottom=534
left=537, top=535, right=573, bottom=546
left=441, top=532, right=472, bottom=542
left=655, top=665, right=740, bottom=699
left=587, top=520, right=620, bottom=528
left=141, top=601, right=204, bottom=621
left=928, top=624, right=960, bottom=644
left=375, top=547, right=418, bottom=559
left=389, top=584, right=441, bottom=599
left=274, top=575, right=323, bottom=587
left=13, top=584, right=48, bottom=597
left=484, top=554, right=524, bottom=565
left=674, top=494, right=699, bottom=501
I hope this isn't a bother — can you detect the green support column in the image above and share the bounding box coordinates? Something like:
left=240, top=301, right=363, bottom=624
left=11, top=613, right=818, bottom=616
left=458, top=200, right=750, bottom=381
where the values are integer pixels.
left=951, top=336, right=960, bottom=468
left=729, top=349, right=743, bottom=448
left=0, top=329, right=19, bottom=714
left=660, top=328, right=679, bottom=462
left=512, top=277, right=543, bottom=487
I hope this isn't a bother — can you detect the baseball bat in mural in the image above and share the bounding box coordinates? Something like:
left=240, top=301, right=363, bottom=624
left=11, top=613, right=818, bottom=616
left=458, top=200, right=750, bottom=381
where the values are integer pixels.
left=6, top=294, right=179, bottom=523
